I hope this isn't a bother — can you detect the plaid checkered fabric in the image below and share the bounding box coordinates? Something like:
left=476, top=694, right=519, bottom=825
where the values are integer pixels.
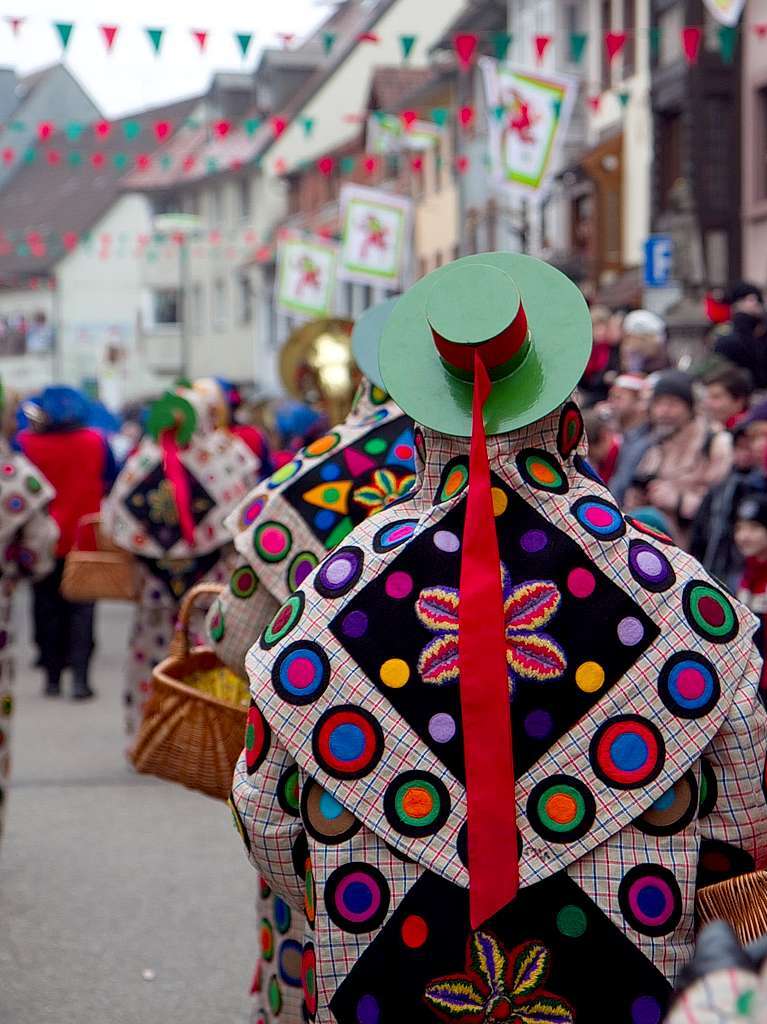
left=233, top=403, right=767, bottom=1024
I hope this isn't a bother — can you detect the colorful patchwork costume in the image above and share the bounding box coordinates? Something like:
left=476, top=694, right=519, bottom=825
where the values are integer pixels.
left=0, top=438, right=57, bottom=844
left=211, top=366, right=415, bottom=1024
left=233, top=255, right=767, bottom=1024
left=102, top=386, right=259, bottom=737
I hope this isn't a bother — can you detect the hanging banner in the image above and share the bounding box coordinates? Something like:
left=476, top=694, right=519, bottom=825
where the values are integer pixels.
left=276, top=237, right=337, bottom=318
left=480, top=58, right=577, bottom=199
left=702, top=0, right=746, bottom=26
left=366, top=114, right=441, bottom=155
left=337, top=184, right=412, bottom=288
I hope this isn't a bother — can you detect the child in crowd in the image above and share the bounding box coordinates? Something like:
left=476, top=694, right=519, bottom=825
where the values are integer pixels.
left=702, top=363, right=753, bottom=430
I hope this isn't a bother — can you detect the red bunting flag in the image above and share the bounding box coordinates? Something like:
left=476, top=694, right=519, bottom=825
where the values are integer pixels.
left=274, top=157, right=287, bottom=174
left=37, top=122, right=54, bottom=141
left=455, top=154, right=470, bottom=174
left=534, top=34, right=552, bottom=63
left=588, top=95, right=601, bottom=113
left=682, top=26, right=702, bottom=64
left=213, top=120, right=231, bottom=138
left=94, top=120, right=111, bottom=138
left=136, top=154, right=152, bottom=170
left=2, top=148, right=14, bottom=165
left=459, top=105, right=475, bottom=128
left=754, top=23, right=767, bottom=37
left=6, top=16, right=24, bottom=36
left=91, top=152, right=106, bottom=169
left=317, top=156, right=335, bottom=176
left=192, top=30, right=208, bottom=52
left=255, top=244, right=271, bottom=263
left=46, top=150, right=61, bottom=166
left=182, top=155, right=196, bottom=173
left=605, top=31, right=627, bottom=62
left=153, top=121, right=171, bottom=141
left=62, top=231, right=79, bottom=251
left=357, top=32, right=380, bottom=43
left=317, top=225, right=334, bottom=239
left=271, top=116, right=287, bottom=138
left=400, top=109, right=418, bottom=130
left=454, top=33, right=479, bottom=70
left=278, top=33, right=294, bottom=48
left=100, top=25, right=118, bottom=51
left=363, top=155, right=378, bottom=175
left=410, top=155, right=424, bottom=172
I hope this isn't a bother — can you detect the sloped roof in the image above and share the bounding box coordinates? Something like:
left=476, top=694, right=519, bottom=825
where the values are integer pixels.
left=368, top=66, right=441, bottom=111
left=0, top=94, right=199, bottom=281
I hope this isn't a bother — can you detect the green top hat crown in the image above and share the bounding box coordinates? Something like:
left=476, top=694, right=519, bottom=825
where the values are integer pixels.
left=379, top=252, right=592, bottom=437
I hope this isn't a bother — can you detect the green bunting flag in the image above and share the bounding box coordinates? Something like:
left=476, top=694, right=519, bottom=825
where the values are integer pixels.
left=569, top=32, right=588, bottom=63
left=244, top=117, right=262, bottom=137
left=340, top=156, right=356, bottom=174
left=236, top=32, right=253, bottom=58
left=323, top=32, right=336, bottom=56
left=9, top=121, right=24, bottom=133
left=301, top=116, right=315, bottom=137
left=22, top=148, right=36, bottom=165
left=205, top=157, right=219, bottom=173
left=123, top=120, right=141, bottom=140
left=68, top=151, right=82, bottom=167
left=552, top=97, right=562, bottom=118
left=146, top=28, right=164, bottom=54
left=492, top=31, right=512, bottom=62
left=54, top=22, right=73, bottom=50
left=648, top=27, right=661, bottom=60
left=493, top=104, right=505, bottom=122
left=65, top=122, right=83, bottom=141
left=399, top=35, right=416, bottom=60
left=718, top=25, right=737, bottom=64
left=617, top=91, right=630, bottom=108
left=113, top=153, right=128, bottom=170
left=431, top=107, right=449, bottom=126
left=160, top=154, right=173, bottom=170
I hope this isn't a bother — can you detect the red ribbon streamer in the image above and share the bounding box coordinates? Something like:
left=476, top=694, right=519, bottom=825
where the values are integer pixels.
left=459, top=351, right=519, bottom=929
left=160, top=430, right=196, bottom=547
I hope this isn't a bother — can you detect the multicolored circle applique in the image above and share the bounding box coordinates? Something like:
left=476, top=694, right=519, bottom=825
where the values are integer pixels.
left=401, top=913, right=429, bottom=949
left=634, top=770, right=698, bottom=837
left=682, top=581, right=739, bottom=644
left=557, top=402, right=584, bottom=460
left=312, top=705, right=384, bottom=780
left=573, top=454, right=605, bottom=486
left=699, top=758, right=718, bottom=819
left=209, top=600, right=225, bottom=642
left=658, top=651, right=720, bottom=719
left=625, top=515, right=675, bottom=545
left=1, top=463, right=14, bottom=477
left=277, top=764, right=300, bottom=817
left=267, top=975, right=282, bottom=1016
left=383, top=770, right=451, bottom=839
left=556, top=904, right=588, bottom=938
left=379, top=658, right=410, bottom=688
left=273, top=895, right=292, bottom=934
left=4, top=493, right=26, bottom=515
left=253, top=521, right=293, bottom=563
left=372, top=519, right=418, bottom=553
left=230, top=564, right=258, bottom=599
left=272, top=641, right=330, bottom=706
left=304, top=858, right=316, bottom=928
left=314, top=546, right=364, bottom=598
left=25, top=474, right=42, bottom=494
left=268, top=459, right=302, bottom=488
left=516, top=448, right=569, bottom=494
left=304, top=432, right=341, bottom=458
left=240, top=495, right=266, bottom=529
left=571, top=496, right=626, bottom=541
left=370, top=384, right=389, bottom=406
left=301, top=778, right=361, bottom=845
left=261, top=593, right=305, bottom=650
left=435, top=457, right=469, bottom=504
left=261, top=918, right=275, bottom=960
left=287, top=551, right=318, bottom=591
left=526, top=774, right=596, bottom=843
left=628, top=540, right=676, bottom=593
left=245, top=701, right=271, bottom=775
left=302, top=942, right=317, bottom=1020
left=618, top=864, right=683, bottom=937
left=590, top=715, right=665, bottom=790
left=324, top=862, right=391, bottom=934
left=278, top=938, right=302, bottom=987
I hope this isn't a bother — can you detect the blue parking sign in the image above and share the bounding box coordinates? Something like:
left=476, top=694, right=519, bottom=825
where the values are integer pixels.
left=644, top=235, right=673, bottom=288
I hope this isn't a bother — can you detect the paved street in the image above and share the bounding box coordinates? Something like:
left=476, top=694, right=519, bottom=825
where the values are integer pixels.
left=0, top=589, right=254, bottom=1024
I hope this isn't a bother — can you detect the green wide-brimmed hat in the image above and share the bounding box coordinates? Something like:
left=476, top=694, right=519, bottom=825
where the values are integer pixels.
left=351, top=297, right=399, bottom=390
left=378, top=252, right=592, bottom=437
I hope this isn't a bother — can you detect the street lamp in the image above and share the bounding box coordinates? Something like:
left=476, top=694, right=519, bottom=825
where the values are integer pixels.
left=152, top=213, right=203, bottom=378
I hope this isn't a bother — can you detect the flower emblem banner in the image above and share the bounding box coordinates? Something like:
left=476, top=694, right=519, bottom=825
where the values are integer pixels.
left=338, top=184, right=413, bottom=288
left=702, top=0, right=746, bottom=26
left=276, top=236, right=338, bottom=318
left=480, top=59, right=577, bottom=199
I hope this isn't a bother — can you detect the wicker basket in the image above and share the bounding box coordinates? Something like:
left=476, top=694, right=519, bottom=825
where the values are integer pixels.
left=697, top=872, right=767, bottom=945
left=61, top=513, right=139, bottom=602
left=130, top=583, right=249, bottom=801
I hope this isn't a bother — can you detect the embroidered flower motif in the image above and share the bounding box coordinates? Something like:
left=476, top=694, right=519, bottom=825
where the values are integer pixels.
left=353, top=469, right=416, bottom=514
left=424, top=933, right=573, bottom=1023
left=415, top=566, right=566, bottom=690
left=147, top=479, right=179, bottom=526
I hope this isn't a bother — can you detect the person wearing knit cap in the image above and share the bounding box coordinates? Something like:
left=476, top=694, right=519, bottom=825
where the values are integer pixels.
left=620, top=309, right=668, bottom=376
left=231, top=253, right=767, bottom=1024
left=628, top=370, right=732, bottom=546
left=715, top=282, right=767, bottom=389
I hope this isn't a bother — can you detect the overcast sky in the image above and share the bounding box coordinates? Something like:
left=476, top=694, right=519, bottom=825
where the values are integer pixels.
left=0, top=0, right=327, bottom=118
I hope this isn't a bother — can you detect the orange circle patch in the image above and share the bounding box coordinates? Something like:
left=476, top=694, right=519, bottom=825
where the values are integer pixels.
left=401, top=786, right=435, bottom=819
left=544, top=793, right=578, bottom=825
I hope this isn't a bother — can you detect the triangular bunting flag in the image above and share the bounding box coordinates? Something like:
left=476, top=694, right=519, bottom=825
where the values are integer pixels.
left=192, top=30, right=208, bottom=52
left=113, top=153, right=128, bottom=170
left=301, top=116, right=315, bottom=137
left=244, top=117, right=262, bottom=137
left=213, top=120, right=231, bottom=137
left=340, top=156, right=356, bottom=174
left=123, top=120, right=141, bottom=140
left=68, top=151, right=82, bottom=167
left=65, top=122, right=83, bottom=141
left=206, top=157, right=219, bottom=173
left=454, top=33, right=479, bottom=70
left=588, top=95, right=601, bottom=113
left=37, top=122, right=54, bottom=141
left=303, top=481, right=352, bottom=514
left=459, top=105, right=474, bottom=129
left=363, top=155, right=378, bottom=175
left=146, top=28, right=164, bottom=55
left=431, top=107, right=449, bottom=126
left=6, top=17, right=24, bottom=36
left=399, top=34, right=416, bottom=60
left=552, top=97, right=563, bottom=118
left=236, top=33, right=253, bottom=58
left=100, top=25, right=118, bottom=51
left=153, top=120, right=171, bottom=141
left=54, top=22, right=73, bottom=51
left=182, top=155, right=196, bottom=172
left=271, top=116, right=287, bottom=138
left=1, top=148, right=13, bottom=165
left=317, top=156, right=335, bottom=176
left=681, top=26, right=702, bottom=64
left=493, top=104, right=505, bottom=122
left=344, top=448, right=377, bottom=477
left=754, top=23, right=767, bottom=38
left=278, top=33, right=295, bottom=48
left=605, top=31, right=627, bottom=63
left=323, top=32, right=336, bottom=56
left=94, top=120, right=111, bottom=138
left=400, top=109, right=418, bottom=130
left=160, top=154, right=173, bottom=170
left=455, top=155, right=470, bottom=174
left=569, top=32, right=588, bottom=63
left=357, top=32, right=379, bottom=43
left=648, top=27, right=662, bottom=59
left=410, top=155, right=424, bottom=172
left=534, top=34, right=552, bottom=63
left=617, top=91, right=630, bottom=108
left=492, top=31, right=512, bottom=62
left=718, top=25, right=738, bottom=63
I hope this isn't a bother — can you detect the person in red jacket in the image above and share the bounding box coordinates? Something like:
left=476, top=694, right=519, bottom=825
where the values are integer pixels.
left=17, top=386, right=116, bottom=699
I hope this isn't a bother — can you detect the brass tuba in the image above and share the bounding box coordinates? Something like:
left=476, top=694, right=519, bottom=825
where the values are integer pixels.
left=279, top=317, right=357, bottom=426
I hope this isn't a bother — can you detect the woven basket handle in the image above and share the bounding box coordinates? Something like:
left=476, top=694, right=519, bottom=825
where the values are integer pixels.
left=169, top=582, right=225, bottom=660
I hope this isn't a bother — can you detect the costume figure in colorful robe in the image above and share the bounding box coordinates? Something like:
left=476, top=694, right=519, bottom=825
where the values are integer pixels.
left=102, top=387, right=259, bottom=737
left=209, top=379, right=415, bottom=1023
left=233, top=406, right=767, bottom=1024
left=0, top=441, right=57, bottom=844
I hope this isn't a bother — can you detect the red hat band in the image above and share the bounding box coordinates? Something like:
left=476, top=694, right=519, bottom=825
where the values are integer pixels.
left=430, top=302, right=529, bottom=376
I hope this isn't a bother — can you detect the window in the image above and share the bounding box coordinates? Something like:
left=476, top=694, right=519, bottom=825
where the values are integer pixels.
left=238, top=178, right=251, bottom=221
left=152, top=288, right=181, bottom=325
left=237, top=272, right=252, bottom=325
left=600, top=0, right=612, bottom=92
left=183, top=192, right=199, bottom=216
left=623, top=0, right=636, bottom=78
left=658, top=110, right=683, bottom=211
left=151, top=191, right=182, bottom=216
left=212, top=277, right=226, bottom=330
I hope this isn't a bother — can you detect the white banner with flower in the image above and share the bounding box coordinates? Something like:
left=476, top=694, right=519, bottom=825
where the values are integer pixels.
left=338, top=185, right=412, bottom=288
left=276, top=237, right=338, bottom=318
left=702, top=0, right=746, bottom=26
